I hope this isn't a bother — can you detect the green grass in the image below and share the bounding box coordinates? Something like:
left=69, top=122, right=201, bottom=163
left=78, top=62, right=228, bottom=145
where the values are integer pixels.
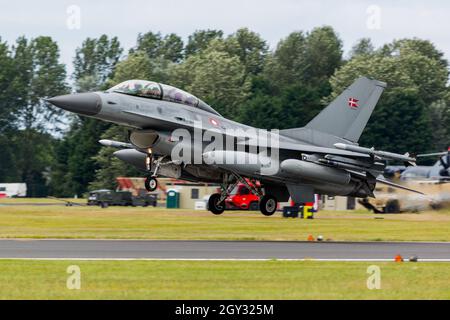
left=0, top=260, right=449, bottom=299
left=0, top=205, right=450, bottom=241
left=0, top=198, right=85, bottom=204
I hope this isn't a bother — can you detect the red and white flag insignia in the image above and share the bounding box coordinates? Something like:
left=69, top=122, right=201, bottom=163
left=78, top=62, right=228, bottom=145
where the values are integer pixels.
left=348, top=97, right=359, bottom=108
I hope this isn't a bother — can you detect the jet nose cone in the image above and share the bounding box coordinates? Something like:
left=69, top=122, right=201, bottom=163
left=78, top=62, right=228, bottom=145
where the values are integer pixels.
left=47, top=92, right=102, bottom=116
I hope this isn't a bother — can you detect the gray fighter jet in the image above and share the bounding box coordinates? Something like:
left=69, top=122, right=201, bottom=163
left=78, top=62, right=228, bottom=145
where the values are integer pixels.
left=47, top=77, right=420, bottom=216
left=399, top=148, right=450, bottom=181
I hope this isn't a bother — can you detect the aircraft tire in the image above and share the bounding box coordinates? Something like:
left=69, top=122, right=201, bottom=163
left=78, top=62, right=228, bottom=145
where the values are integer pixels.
left=384, top=200, right=400, bottom=214
left=208, top=193, right=225, bottom=215
left=259, top=195, right=277, bottom=216
left=145, top=176, right=158, bottom=192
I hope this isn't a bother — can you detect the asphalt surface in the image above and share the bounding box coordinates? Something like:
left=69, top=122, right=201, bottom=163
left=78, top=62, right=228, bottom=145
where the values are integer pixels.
left=0, top=240, right=450, bottom=260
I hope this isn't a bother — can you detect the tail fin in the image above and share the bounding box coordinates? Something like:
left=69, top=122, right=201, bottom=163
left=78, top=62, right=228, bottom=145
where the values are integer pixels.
left=291, top=77, right=386, bottom=143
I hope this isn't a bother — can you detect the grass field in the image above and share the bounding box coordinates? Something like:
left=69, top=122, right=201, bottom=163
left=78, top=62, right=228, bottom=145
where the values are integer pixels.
left=0, top=259, right=449, bottom=299
left=0, top=198, right=85, bottom=204
left=0, top=204, right=450, bottom=241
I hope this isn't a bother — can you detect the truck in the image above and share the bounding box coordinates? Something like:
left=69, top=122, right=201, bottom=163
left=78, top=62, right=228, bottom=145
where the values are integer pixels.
left=87, top=189, right=157, bottom=208
left=0, top=183, right=27, bottom=198
left=224, top=183, right=260, bottom=211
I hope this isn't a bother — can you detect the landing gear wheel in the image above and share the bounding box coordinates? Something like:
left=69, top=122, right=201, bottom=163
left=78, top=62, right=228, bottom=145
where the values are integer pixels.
left=384, top=200, right=400, bottom=214
left=259, top=195, right=277, bottom=216
left=145, top=176, right=158, bottom=192
left=208, top=193, right=225, bottom=215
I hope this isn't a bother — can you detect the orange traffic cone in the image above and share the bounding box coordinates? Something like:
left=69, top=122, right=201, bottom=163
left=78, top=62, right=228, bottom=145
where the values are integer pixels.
left=307, top=235, right=314, bottom=242
left=395, top=254, right=403, bottom=262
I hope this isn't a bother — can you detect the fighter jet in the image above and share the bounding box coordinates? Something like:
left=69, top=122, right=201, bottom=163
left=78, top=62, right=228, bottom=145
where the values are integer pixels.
left=47, top=77, right=420, bottom=216
left=400, top=148, right=450, bottom=180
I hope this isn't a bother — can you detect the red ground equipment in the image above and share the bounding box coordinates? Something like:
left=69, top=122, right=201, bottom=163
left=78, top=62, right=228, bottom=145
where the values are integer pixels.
left=224, top=180, right=261, bottom=211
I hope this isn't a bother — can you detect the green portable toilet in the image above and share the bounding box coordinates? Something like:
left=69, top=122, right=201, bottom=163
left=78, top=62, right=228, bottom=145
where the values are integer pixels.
left=166, top=189, right=180, bottom=208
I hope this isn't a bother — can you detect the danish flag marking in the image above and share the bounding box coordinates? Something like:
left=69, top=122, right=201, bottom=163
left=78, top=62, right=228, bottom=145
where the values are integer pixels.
left=348, top=97, right=359, bottom=108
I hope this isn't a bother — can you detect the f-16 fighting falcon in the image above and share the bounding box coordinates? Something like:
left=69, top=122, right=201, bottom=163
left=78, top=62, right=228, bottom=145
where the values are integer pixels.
left=47, top=77, right=421, bottom=216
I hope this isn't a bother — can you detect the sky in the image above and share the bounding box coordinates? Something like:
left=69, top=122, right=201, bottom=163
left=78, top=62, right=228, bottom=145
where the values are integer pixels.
left=1, top=0, right=449, bottom=78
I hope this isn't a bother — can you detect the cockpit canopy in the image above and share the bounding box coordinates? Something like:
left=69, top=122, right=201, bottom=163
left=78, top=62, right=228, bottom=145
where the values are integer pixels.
left=108, top=80, right=220, bottom=116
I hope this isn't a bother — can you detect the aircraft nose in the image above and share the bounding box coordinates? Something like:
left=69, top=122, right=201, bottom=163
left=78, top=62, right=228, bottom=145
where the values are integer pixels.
left=46, top=93, right=102, bottom=116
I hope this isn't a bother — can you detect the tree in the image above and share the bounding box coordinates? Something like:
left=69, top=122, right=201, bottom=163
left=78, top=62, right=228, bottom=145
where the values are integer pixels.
left=302, top=26, right=343, bottom=87
left=329, top=39, right=449, bottom=154
left=73, top=35, right=122, bottom=91
left=243, top=26, right=343, bottom=130
left=350, top=38, right=374, bottom=58
left=0, top=38, right=17, bottom=133
left=1, top=36, right=68, bottom=196
left=224, top=28, right=268, bottom=79
left=133, top=32, right=183, bottom=63
left=264, top=31, right=307, bottom=89
left=185, top=29, right=223, bottom=57
left=12, top=36, right=69, bottom=131
left=171, top=39, right=250, bottom=119
left=161, top=33, right=184, bottom=63
left=109, top=51, right=155, bottom=84
left=49, top=36, right=123, bottom=196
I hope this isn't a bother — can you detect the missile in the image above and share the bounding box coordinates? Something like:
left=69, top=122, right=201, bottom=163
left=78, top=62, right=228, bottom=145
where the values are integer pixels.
left=99, top=139, right=133, bottom=149
left=334, top=143, right=416, bottom=163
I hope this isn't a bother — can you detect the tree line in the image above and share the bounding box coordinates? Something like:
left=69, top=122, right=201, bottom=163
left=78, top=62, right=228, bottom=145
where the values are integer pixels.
left=0, top=27, right=449, bottom=197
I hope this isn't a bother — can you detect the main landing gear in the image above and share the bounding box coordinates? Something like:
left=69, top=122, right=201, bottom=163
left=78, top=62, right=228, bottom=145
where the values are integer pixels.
left=207, top=173, right=278, bottom=216
left=259, top=194, right=277, bottom=216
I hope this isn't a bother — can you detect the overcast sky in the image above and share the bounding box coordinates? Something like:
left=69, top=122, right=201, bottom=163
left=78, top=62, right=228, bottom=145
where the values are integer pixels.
left=1, top=0, right=449, bottom=77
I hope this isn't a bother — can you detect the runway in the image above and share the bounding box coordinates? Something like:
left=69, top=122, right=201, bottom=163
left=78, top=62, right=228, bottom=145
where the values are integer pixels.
left=1, top=239, right=450, bottom=261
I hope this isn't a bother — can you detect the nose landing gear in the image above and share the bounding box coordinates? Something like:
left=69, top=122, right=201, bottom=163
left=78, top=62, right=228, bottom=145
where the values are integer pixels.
left=144, top=149, right=164, bottom=192
left=145, top=176, right=158, bottom=192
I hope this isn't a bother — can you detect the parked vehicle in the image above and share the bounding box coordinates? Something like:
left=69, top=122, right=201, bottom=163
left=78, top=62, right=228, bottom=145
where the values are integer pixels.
left=87, top=189, right=157, bottom=208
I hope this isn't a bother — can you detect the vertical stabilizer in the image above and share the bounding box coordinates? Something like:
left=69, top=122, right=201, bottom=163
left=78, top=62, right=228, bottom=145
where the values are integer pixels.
left=304, top=77, right=386, bottom=142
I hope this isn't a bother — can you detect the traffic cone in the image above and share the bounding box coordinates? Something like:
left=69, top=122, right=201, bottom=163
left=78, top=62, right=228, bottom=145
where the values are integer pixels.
left=395, top=254, right=403, bottom=262
left=307, top=235, right=314, bottom=242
